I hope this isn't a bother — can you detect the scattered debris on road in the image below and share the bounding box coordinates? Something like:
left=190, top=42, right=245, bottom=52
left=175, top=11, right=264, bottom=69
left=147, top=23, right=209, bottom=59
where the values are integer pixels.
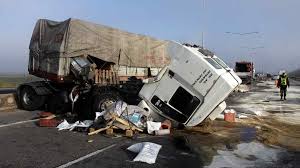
left=234, top=84, right=250, bottom=93
left=38, top=112, right=59, bottom=127
left=32, top=100, right=174, bottom=139
left=224, top=109, right=236, bottom=122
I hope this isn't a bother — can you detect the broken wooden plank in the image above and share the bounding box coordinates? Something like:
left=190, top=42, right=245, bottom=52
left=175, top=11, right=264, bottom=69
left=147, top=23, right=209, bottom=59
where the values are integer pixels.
left=88, top=126, right=110, bottom=135
left=95, top=69, right=99, bottom=83
left=115, top=117, right=130, bottom=126
left=131, top=126, right=143, bottom=132
left=113, top=122, right=130, bottom=130
left=108, top=70, right=112, bottom=85
left=102, top=70, right=106, bottom=85
left=43, top=114, right=56, bottom=120
left=99, top=69, right=102, bottom=84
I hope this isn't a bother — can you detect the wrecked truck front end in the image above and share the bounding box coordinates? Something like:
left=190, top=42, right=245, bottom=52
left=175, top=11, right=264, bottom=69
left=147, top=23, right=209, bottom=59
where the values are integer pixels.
left=138, top=42, right=241, bottom=126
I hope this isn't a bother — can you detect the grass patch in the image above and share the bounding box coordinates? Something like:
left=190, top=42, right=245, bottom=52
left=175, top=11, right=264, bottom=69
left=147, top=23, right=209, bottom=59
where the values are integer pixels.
left=0, top=82, right=17, bottom=88
left=0, top=75, right=41, bottom=88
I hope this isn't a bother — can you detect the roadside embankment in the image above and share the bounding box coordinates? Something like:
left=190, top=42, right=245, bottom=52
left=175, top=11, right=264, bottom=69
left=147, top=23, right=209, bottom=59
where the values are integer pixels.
left=0, top=94, right=18, bottom=112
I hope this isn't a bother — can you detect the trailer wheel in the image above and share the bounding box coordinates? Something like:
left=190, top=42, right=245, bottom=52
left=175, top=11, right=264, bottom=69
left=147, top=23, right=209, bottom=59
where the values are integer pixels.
left=20, top=86, right=45, bottom=111
left=92, top=91, right=121, bottom=112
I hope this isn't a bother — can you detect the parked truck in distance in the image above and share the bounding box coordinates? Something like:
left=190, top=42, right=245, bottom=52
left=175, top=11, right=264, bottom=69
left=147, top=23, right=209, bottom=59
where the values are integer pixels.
left=235, top=61, right=254, bottom=84
left=17, top=18, right=241, bottom=126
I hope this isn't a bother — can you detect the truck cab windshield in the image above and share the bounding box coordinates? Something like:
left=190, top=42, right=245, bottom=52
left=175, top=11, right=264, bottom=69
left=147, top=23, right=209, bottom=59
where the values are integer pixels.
left=213, top=57, right=229, bottom=69
left=204, top=58, right=222, bottom=69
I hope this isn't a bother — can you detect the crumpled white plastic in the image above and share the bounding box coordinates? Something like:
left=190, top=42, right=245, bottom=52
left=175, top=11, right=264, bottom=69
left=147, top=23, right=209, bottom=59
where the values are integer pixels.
left=103, top=101, right=128, bottom=120
left=127, top=142, right=162, bottom=164
left=56, top=119, right=93, bottom=131
left=146, top=121, right=161, bottom=134
left=114, top=101, right=127, bottom=116
left=95, top=111, right=106, bottom=120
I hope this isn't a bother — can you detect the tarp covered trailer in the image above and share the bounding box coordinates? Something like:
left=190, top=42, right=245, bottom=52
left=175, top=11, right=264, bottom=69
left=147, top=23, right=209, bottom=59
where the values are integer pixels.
left=29, top=18, right=170, bottom=83
left=20, top=18, right=172, bottom=113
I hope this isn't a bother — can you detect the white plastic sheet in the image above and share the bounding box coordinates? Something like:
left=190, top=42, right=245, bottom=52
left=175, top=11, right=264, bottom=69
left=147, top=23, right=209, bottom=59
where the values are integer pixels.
left=127, top=142, right=162, bottom=164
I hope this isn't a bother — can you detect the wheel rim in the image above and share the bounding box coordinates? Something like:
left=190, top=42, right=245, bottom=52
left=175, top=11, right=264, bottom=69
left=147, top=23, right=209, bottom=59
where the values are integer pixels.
left=22, top=88, right=38, bottom=106
left=23, top=92, right=31, bottom=105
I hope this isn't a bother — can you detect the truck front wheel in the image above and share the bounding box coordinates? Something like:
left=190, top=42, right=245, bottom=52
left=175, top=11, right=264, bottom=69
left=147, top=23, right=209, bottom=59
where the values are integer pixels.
left=20, top=86, right=46, bottom=111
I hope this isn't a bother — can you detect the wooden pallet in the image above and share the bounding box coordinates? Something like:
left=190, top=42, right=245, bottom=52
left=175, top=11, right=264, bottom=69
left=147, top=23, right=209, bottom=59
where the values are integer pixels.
left=88, top=115, right=143, bottom=137
left=94, top=65, right=119, bottom=85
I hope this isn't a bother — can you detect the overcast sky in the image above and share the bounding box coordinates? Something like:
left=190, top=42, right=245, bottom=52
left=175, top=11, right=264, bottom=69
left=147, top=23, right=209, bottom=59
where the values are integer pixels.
left=0, top=0, right=299, bottom=74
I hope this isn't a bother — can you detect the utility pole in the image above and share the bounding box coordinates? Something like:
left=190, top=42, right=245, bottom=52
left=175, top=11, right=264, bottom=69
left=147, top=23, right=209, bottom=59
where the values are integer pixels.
left=201, top=0, right=205, bottom=48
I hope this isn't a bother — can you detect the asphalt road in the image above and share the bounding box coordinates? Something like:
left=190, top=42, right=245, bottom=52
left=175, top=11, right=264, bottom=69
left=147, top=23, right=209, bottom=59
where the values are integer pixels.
left=0, top=110, right=204, bottom=168
left=0, top=80, right=299, bottom=168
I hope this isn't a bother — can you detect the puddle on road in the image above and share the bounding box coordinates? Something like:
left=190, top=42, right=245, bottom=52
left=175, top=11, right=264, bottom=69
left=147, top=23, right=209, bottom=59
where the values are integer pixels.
left=173, top=121, right=259, bottom=166
left=172, top=136, right=192, bottom=152
left=204, top=142, right=297, bottom=168
left=172, top=120, right=299, bottom=167
left=240, top=127, right=256, bottom=142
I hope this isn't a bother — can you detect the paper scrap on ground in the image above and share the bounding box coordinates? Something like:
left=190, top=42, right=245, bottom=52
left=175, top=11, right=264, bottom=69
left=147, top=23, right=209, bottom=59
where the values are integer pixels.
left=127, top=142, right=162, bottom=164
left=147, top=121, right=161, bottom=134
left=237, top=114, right=248, bottom=119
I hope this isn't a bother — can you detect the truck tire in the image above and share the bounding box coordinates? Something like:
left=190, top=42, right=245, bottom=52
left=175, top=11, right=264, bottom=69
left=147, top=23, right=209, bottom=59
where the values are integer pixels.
left=92, top=91, right=121, bottom=112
left=20, top=86, right=46, bottom=111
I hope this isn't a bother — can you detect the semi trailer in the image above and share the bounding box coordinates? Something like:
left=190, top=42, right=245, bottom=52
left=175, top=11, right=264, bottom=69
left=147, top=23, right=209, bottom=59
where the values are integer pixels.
left=235, top=61, right=254, bottom=84
left=17, top=18, right=241, bottom=126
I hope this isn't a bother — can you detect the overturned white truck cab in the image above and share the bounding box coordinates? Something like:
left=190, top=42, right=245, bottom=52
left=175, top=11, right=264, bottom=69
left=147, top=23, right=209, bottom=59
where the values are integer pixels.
left=139, top=42, right=241, bottom=126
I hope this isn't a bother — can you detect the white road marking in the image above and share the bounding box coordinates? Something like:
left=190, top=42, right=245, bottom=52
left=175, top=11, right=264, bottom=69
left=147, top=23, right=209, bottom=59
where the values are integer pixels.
left=0, top=119, right=39, bottom=128
left=56, top=144, right=117, bottom=168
